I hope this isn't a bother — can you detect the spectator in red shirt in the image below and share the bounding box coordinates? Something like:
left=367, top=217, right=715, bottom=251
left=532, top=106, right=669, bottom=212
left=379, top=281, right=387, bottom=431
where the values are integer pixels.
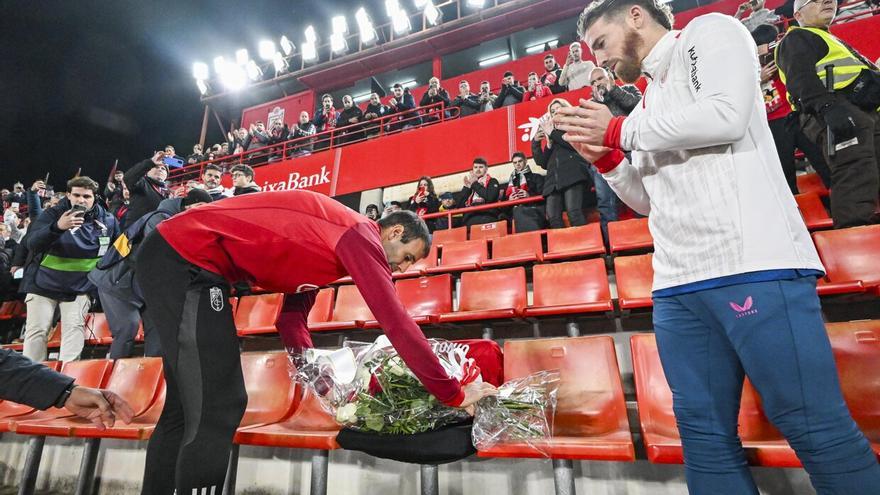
left=541, top=54, right=566, bottom=94
left=313, top=94, right=338, bottom=150
left=523, top=72, right=553, bottom=101
left=134, top=192, right=495, bottom=494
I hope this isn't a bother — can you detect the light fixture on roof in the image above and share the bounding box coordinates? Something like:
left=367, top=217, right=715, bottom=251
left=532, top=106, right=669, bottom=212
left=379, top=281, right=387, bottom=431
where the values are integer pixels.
left=280, top=35, right=295, bottom=55
left=196, top=79, right=209, bottom=96
left=467, top=0, right=486, bottom=8
left=353, top=92, right=372, bottom=103
left=218, top=62, right=247, bottom=91
left=213, top=56, right=227, bottom=75
left=246, top=60, right=263, bottom=80
left=413, top=0, right=428, bottom=6
left=273, top=52, right=289, bottom=73
left=355, top=7, right=377, bottom=45
left=478, top=52, right=511, bottom=67
left=330, top=15, right=349, bottom=54
left=525, top=38, right=559, bottom=54
left=385, top=0, right=411, bottom=35
left=235, top=48, right=249, bottom=66
left=424, top=1, right=442, bottom=26
left=258, top=40, right=276, bottom=60
left=302, top=25, right=318, bottom=62
left=192, top=62, right=209, bottom=81
left=304, top=25, right=318, bottom=45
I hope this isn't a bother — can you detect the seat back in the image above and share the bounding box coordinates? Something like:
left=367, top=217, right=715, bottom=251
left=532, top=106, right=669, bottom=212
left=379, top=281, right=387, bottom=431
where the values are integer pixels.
left=408, top=245, right=438, bottom=273
left=794, top=192, right=832, bottom=230
left=458, top=267, right=526, bottom=313
left=47, top=322, right=63, bottom=348
left=546, top=224, right=605, bottom=257
left=491, top=231, right=542, bottom=260
left=85, top=313, right=113, bottom=344
left=395, top=274, right=454, bottom=317
left=438, top=239, right=488, bottom=267
left=503, top=336, right=629, bottom=436
left=240, top=352, right=297, bottom=427
left=0, top=361, right=62, bottom=418
left=307, top=288, right=336, bottom=324
left=532, top=259, right=611, bottom=308
left=813, top=225, right=880, bottom=287
left=331, top=285, right=375, bottom=322
left=614, top=254, right=654, bottom=307
left=470, top=220, right=508, bottom=241
left=235, top=293, right=284, bottom=333
left=826, top=320, right=880, bottom=440
left=59, top=359, right=115, bottom=389
left=103, top=357, right=164, bottom=417
left=432, top=226, right=467, bottom=245
left=797, top=172, right=829, bottom=197
left=608, top=218, right=653, bottom=253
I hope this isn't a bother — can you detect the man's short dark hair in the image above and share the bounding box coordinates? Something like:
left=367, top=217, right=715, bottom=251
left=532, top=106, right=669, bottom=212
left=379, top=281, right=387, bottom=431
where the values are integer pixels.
left=473, top=157, right=488, bottom=166
left=392, top=83, right=403, bottom=89
left=183, top=188, right=213, bottom=207
left=255, top=120, right=264, bottom=125
left=528, top=71, right=538, bottom=77
left=511, top=151, right=526, bottom=161
left=459, top=80, right=469, bottom=85
left=578, top=0, right=674, bottom=38
left=750, top=24, right=779, bottom=46
left=481, top=80, right=489, bottom=85
left=365, top=203, right=379, bottom=214
left=230, top=164, right=254, bottom=179
left=377, top=210, right=431, bottom=257
left=544, top=54, right=555, bottom=60
left=204, top=164, right=223, bottom=174
left=322, top=94, right=332, bottom=100
left=503, top=71, right=514, bottom=78
left=67, top=176, right=99, bottom=193
left=390, top=201, right=402, bottom=208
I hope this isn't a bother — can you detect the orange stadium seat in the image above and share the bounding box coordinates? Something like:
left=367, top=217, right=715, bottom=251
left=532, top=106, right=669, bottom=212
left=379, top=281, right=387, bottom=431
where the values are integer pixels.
left=432, top=226, right=467, bottom=245
left=478, top=335, right=634, bottom=460
left=813, top=225, right=880, bottom=296
left=437, top=267, right=526, bottom=323
left=483, top=231, right=544, bottom=268
left=0, top=362, right=61, bottom=421
left=46, top=322, right=62, bottom=350
left=234, top=385, right=340, bottom=450
left=614, top=254, right=654, bottom=310
left=794, top=192, right=833, bottom=230
left=544, top=224, right=606, bottom=261
left=235, top=293, right=284, bottom=336
left=13, top=357, right=164, bottom=438
left=310, top=284, right=375, bottom=331
left=469, top=220, right=508, bottom=241
left=389, top=274, right=453, bottom=325
left=0, top=300, right=24, bottom=321
left=797, top=173, right=829, bottom=197
left=307, top=288, right=336, bottom=327
left=237, top=352, right=298, bottom=429
left=4, top=359, right=114, bottom=433
left=426, top=239, right=488, bottom=274
left=397, top=245, right=438, bottom=278
left=85, top=313, right=114, bottom=346
left=525, top=259, right=614, bottom=317
left=608, top=218, right=653, bottom=253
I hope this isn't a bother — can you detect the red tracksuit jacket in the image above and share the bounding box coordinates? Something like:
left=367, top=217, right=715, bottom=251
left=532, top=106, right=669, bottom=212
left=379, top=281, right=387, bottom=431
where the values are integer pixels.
left=156, top=189, right=464, bottom=406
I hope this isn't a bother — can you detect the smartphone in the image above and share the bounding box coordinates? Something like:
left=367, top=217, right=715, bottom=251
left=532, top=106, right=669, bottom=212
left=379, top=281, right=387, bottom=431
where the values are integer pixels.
left=13, top=268, right=23, bottom=280
left=418, top=185, right=426, bottom=195
left=163, top=156, right=185, bottom=169
left=70, top=204, right=87, bottom=217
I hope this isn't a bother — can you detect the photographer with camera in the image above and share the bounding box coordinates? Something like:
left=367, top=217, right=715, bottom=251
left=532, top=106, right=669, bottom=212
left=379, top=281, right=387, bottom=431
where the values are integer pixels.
left=451, top=81, right=481, bottom=117
left=477, top=81, right=498, bottom=112
left=122, top=152, right=170, bottom=228
left=21, top=176, right=119, bottom=362
left=776, top=0, right=880, bottom=227
left=493, top=71, right=525, bottom=109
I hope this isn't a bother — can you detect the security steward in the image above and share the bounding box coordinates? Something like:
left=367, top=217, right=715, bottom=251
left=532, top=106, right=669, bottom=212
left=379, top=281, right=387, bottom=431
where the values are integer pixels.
left=776, top=0, right=880, bottom=228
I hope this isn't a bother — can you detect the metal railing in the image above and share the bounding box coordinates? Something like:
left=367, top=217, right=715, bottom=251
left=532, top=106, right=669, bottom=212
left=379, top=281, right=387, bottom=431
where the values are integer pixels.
left=421, top=195, right=544, bottom=229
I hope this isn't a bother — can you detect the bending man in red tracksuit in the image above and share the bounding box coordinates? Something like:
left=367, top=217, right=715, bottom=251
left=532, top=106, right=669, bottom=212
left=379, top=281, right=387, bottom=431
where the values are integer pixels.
left=134, top=190, right=496, bottom=495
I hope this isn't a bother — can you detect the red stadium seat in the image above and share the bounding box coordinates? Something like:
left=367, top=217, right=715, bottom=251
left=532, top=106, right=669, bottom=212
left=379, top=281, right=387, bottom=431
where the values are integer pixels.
left=235, top=385, right=340, bottom=450
left=4, top=359, right=114, bottom=433
left=813, top=225, right=880, bottom=296
left=310, top=284, right=375, bottom=331
left=0, top=362, right=61, bottom=421
left=388, top=274, right=453, bottom=325
left=608, top=218, right=653, bottom=253
left=436, top=267, right=526, bottom=323
left=794, top=192, right=833, bottom=230
left=235, top=293, right=284, bottom=336
left=85, top=313, right=114, bottom=346
left=307, top=288, right=336, bottom=327
left=478, top=336, right=635, bottom=460
left=426, top=239, right=488, bottom=274
left=0, top=301, right=24, bottom=321
left=525, top=259, right=614, bottom=317
left=13, top=357, right=164, bottom=439
left=614, top=254, right=654, bottom=310
left=469, top=220, right=508, bottom=241
left=483, top=231, right=544, bottom=267
left=237, top=352, right=298, bottom=428
left=396, top=245, right=437, bottom=278
left=797, top=173, right=829, bottom=197
left=47, top=322, right=62, bottom=350
left=432, top=226, right=467, bottom=245
left=544, top=224, right=606, bottom=261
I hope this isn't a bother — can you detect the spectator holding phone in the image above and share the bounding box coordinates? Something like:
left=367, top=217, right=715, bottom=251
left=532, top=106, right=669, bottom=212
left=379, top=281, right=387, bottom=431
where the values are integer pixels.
left=451, top=81, right=481, bottom=118
left=388, top=83, right=421, bottom=131
left=541, top=54, right=566, bottom=94
left=407, top=176, right=440, bottom=230
left=523, top=72, right=553, bottom=101
left=420, top=77, right=452, bottom=122
left=104, top=171, right=127, bottom=215
left=477, top=81, right=498, bottom=112
left=494, top=71, right=525, bottom=108
left=363, top=94, right=388, bottom=138
left=559, top=42, right=596, bottom=91
left=364, top=204, right=380, bottom=221
left=504, top=152, right=547, bottom=232
left=122, top=152, right=169, bottom=228
left=21, top=176, right=120, bottom=362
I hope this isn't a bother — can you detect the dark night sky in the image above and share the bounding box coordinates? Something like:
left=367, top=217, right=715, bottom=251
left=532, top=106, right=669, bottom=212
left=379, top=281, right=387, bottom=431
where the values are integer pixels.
left=1, top=0, right=383, bottom=188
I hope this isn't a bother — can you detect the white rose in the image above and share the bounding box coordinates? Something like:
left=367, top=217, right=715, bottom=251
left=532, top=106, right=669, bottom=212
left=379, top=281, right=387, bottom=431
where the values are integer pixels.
left=335, top=403, right=358, bottom=424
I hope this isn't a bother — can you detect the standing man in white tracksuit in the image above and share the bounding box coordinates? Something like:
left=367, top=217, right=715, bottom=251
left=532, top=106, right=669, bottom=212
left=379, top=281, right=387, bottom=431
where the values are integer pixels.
left=554, top=1, right=880, bottom=494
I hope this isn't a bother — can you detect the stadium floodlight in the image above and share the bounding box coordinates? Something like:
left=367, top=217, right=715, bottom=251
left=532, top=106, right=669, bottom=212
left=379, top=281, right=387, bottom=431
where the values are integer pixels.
left=246, top=60, right=263, bottom=80
left=330, top=16, right=349, bottom=54
left=235, top=49, right=249, bottom=66
left=273, top=51, right=289, bottom=73
left=302, top=42, right=318, bottom=62
left=258, top=40, right=276, bottom=60
left=192, top=62, right=209, bottom=80
left=386, top=0, right=411, bottom=35
left=467, top=0, right=486, bottom=7
left=304, top=25, right=318, bottom=45
left=218, top=63, right=247, bottom=91
left=525, top=38, right=558, bottom=54
left=478, top=52, right=510, bottom=67
left=413, top=0, right=428, bottom=7
left=280, top=35, right=295, bottom=55
left=213, top=56, right=227, bottom=75
left=424, top=1, right=442, bottom=25
left=355, top=7, right=377, bottom=45
left=197, top=79, right=209, bottom=96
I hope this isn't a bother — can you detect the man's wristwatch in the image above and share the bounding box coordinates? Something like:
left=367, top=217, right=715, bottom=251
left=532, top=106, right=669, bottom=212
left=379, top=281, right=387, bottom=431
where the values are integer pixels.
left=54, top=383, right=77, bottom=409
